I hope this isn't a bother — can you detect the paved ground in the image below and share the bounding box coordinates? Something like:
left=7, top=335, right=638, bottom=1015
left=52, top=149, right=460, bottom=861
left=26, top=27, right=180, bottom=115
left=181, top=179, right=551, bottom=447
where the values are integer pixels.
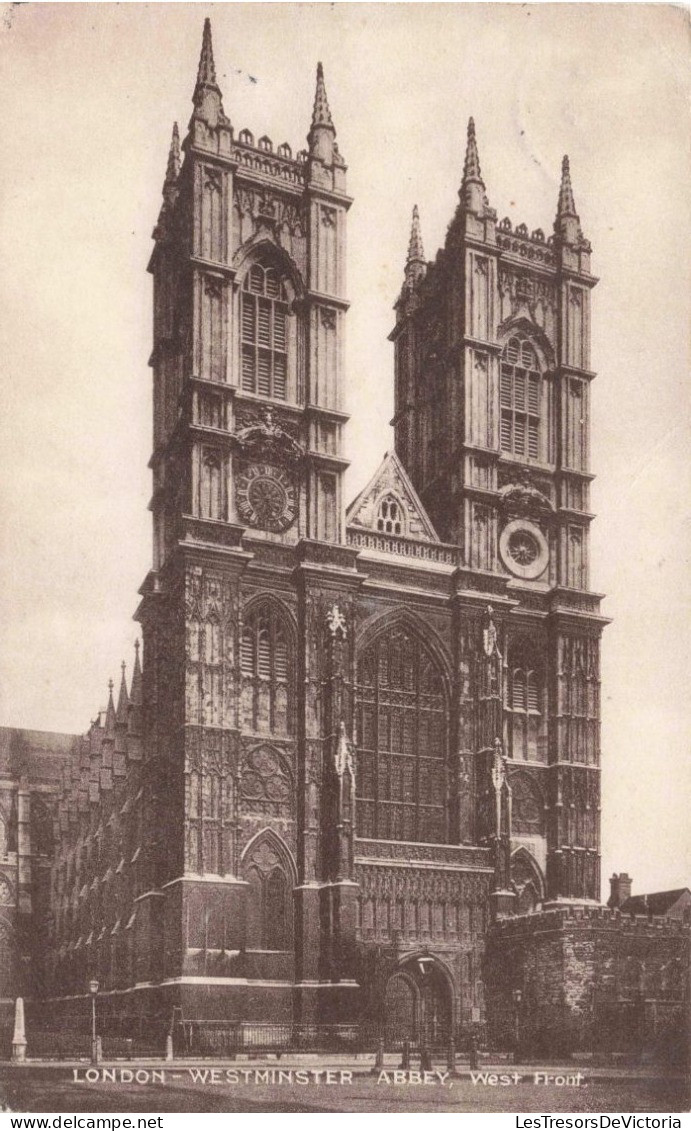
left=0, top=1062, right=688, bottom=1114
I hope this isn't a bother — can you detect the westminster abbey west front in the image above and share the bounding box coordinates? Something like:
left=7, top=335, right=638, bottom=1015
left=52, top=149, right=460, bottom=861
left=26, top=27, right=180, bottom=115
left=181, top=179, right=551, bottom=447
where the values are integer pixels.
left=16, top=19, right=678, bottom=1053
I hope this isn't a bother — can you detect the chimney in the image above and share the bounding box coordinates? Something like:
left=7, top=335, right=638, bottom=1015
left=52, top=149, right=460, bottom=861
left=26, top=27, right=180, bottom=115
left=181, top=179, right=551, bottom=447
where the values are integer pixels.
left=607, top=872, right=633, bottom=910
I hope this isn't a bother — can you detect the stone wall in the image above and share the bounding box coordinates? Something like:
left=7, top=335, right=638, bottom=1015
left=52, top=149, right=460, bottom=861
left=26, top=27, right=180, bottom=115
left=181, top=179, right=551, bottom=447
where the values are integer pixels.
left=484, top=905, right=690, bottom=1063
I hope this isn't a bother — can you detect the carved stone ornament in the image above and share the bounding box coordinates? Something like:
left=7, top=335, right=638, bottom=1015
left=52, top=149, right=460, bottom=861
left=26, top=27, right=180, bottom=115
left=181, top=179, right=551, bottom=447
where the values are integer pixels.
left=482, top=605, right=501, bottom=658
left=491, top=738, right=507, bottom=794
left=0, top=876, right=12, bottom=905
left=499, top=468, right=554, bottom=517
left=335, top=721, right=356, bottom=781
left=326, top=604, right=347, bottom=640
left=240, top=747, right=291, bottom=805
left=236, top=462, right=297, bottom=533
left=233, top=406, right=304, bottom=468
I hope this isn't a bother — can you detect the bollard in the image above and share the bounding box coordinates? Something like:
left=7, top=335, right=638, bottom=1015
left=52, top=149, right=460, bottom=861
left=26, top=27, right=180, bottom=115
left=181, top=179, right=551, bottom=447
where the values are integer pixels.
left=11, top=997, right=27, bottom=1064
left=420, top=1046, right=432, bottom=1072
left=125, top=1038, right=133, bottom=1061
left=399, top=1038, right=411, bottom=1070
left=165, top=1033, right=174, bottom=1062
left=446, top=1037, right=456, bottom=1076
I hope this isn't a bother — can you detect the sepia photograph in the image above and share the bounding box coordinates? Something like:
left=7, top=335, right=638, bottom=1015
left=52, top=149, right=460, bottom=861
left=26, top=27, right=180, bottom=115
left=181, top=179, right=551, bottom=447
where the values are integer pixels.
left=0, top=2, right=689, bottom=1117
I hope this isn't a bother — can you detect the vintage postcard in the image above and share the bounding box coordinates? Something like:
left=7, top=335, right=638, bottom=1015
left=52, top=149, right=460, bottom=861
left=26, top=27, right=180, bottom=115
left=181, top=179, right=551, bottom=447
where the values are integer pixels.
left=0, top=2, right=688, bottom=1118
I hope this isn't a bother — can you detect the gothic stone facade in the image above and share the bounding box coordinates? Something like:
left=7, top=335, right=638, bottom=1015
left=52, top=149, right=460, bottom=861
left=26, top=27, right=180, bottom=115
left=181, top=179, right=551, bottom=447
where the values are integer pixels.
left=7, top=23, right=686, bottom=1048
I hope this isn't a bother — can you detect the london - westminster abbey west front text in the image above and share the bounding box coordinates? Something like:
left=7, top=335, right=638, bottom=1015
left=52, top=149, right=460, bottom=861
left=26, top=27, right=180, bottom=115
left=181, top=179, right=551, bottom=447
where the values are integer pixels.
left=5, top=21, right=628, bottom=1048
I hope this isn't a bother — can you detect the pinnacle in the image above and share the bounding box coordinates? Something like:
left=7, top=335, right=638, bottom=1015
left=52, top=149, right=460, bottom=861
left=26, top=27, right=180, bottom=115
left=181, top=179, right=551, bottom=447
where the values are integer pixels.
left=462, top=116, right=484, bottom=187
left=165, top=122, right=180, bottom=188
left=116, top=661, right=129, bottom=725
left=104, top=681, right=116, bottom=736
left=407, top=205, right=425, bottom=265
left=196, top=17, right=217, bottom=89
left=312, top=61, right=334, bottom=130
left=557, top=154, right=579, bottom=218
left=130, top=640, right=143, bottom=706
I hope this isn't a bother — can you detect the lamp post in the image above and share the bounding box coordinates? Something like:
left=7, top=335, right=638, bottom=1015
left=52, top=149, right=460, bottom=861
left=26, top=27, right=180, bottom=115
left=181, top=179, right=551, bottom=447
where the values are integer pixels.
left=89, top=979, right=100, bottom=1064
left=417, top=956, right=433, bottom=1071
left=512, top=988, right=522, bottom=1060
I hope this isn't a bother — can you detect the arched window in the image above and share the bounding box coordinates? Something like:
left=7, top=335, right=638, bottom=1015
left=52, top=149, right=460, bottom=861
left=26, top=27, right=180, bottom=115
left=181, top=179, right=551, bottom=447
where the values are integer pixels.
left=240, top=263, right=291, bottom=400
left=500, top=335, right=543, bottom=460
left=376, top=494, right=405, bottom=536
left=242, top=836, right=293, bottom=952
left=200, top=452, right=223, bottom=520
left=240, top=603, right=294, bottom=735
left=355, top=626, right=448, bottom=843
left=505, top=641, right=546, bottom=761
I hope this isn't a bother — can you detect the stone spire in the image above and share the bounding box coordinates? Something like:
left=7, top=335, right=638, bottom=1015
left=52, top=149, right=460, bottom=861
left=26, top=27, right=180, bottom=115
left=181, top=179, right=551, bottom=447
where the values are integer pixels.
left=408, top=205, right=425, bottom=263
left=192, top=18, right=226, bottom=127
left=196, top=17, right=217, bottom=90
left=163, top=123, right=180, bottom=204
left=308, top=62, right=335, bottom=164
left=127, top=641, right=143, bottom=750
left=116, top=662, right=129, bottom=726
left=104, top=680, right=116, bottom=738
left=312, top=62, right=334, bottom=129
left=405, top=205, right=426, bottom=288
left=459, top=117, right=488, bottom=215
left=130, top=641, right=142, bottom=707
left=554, top=154, right=583, bottom=245
left=557, top=155, right=578, bottom=218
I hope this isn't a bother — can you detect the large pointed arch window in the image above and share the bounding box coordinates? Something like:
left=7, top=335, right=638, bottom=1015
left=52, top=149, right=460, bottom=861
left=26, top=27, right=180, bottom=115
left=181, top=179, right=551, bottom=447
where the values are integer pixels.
left=500, top=335, right=543, bottom=460
left=240, top=263, right=291, bottom=400
left=240, top=603, right=294, bottom=735
left=355, top=626, right=448, bottom=843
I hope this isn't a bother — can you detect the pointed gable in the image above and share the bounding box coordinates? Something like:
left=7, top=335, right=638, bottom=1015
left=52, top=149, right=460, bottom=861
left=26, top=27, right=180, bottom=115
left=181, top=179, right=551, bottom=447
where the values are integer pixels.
left=346, top=451, right=439, bottom=542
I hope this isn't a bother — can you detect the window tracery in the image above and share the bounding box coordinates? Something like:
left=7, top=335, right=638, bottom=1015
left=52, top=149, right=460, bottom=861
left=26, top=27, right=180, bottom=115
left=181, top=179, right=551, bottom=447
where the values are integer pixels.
left=242, top=836, right=293, bottom=951
left=376, top=494, right=406, bottom=536
left=355, top=626, right=448, bottom=843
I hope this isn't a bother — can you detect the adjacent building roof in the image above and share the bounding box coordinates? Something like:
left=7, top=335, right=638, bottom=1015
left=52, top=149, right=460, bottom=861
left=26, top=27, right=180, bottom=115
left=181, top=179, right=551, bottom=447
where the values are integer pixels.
left=620, top=889, right=691, bottom=918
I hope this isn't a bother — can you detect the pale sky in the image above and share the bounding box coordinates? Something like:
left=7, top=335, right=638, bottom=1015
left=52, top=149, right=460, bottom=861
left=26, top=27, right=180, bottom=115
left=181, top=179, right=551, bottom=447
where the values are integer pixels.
left=0, top=3, right=689, bottom=896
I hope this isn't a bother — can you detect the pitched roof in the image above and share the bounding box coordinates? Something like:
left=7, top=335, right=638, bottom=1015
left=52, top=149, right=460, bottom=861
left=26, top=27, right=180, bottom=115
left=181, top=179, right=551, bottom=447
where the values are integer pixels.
left=620, top=889, right=690, bottom=916
left=346, top=450, right=439, bottom=542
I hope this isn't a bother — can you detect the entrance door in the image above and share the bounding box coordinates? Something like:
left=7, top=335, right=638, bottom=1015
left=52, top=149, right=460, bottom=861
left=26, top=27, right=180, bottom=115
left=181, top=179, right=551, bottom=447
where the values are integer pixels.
left=384, top=962, right=452, bottom=1047
left=384, top=972, right=417, bottom=1045
left=419, top=966, right=452, bottom=1046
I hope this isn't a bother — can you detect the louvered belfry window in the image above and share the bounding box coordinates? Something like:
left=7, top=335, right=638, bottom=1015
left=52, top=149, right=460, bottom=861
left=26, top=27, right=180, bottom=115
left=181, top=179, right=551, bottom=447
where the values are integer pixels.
left=355, top=627, right=448, bottom=844
left=500, top=336, right=542, bottom=460
left=241, top=264, right=289, bottom=399
left=506, top=648, right=545, bottom=761
left=240, top=605, right=293, bottom=735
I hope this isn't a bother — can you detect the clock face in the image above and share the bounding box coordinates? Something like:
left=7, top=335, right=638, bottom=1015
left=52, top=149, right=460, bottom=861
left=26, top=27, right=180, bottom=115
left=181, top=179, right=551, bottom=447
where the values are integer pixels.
left=499, top=518, right=549, bottom=580
left=236, top=463, right=297, bottom=533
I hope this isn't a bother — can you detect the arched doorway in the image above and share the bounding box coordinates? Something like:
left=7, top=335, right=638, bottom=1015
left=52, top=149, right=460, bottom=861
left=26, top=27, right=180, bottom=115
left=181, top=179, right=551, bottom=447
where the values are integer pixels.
left=384, top=958, right=453, bottom=1046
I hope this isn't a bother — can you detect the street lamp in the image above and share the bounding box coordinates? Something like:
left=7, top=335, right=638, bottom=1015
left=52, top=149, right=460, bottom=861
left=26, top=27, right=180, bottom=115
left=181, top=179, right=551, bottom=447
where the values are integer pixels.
left=89, top=979, right=100, bottom=1064
left=512, top=988, right=522, bottom=1058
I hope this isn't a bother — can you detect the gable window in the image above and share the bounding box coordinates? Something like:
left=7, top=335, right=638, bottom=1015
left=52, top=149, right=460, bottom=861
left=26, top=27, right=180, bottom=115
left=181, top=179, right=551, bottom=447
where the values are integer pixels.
left=500, top=336, right=542, bottom=460
left=241, top=264, right=290, bottom=400
left=376, top=494, right=405, bottom=536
